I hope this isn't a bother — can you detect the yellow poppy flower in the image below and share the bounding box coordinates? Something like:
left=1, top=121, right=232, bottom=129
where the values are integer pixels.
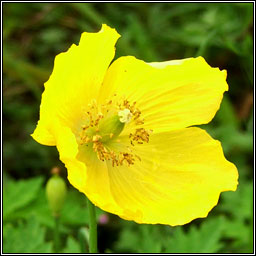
left=32, top=24, right=238, bottom=226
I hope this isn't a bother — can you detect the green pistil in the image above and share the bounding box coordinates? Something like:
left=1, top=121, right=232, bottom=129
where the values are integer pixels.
left=99, top=115, right=125, bottom=142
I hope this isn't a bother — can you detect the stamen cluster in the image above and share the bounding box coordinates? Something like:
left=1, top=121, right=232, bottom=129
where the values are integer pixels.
left=78, top=97, right=152, bottom=166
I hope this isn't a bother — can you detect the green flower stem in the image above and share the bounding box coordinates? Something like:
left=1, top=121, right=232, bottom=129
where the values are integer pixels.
left=54, top=216, right=60, bottom=253
left=87, top=198, right=98, bottom=253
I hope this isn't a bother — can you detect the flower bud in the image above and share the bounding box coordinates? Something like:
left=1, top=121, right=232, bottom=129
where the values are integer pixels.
left=46, top=172, right=67, bottom=217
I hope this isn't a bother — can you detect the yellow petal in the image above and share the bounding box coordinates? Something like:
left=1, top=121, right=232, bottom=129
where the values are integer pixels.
left=99, top=56, right=228, bottom=134
left=53, top=120, right=123, bottom=215
left=104, top=127, right=238, bottom=225
left=52, top=118, right=238, bottom=226
left=148, top=58, right=190, bottom=67
left=53, top=121, right=87, bottom=193
left=31, top=119, right=56, bottom=146
left=32, top=24, right=120, bottom=145
left=76, top=146, right=123, bottom=214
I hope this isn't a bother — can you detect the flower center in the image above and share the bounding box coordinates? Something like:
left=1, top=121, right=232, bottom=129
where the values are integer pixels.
left=78, top=98, right=152, bottom=166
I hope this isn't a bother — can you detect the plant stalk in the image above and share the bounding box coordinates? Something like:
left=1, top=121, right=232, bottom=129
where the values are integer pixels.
left=87, top=198, right=98, bottom=253
left=54, top=216, right=60, bottom=253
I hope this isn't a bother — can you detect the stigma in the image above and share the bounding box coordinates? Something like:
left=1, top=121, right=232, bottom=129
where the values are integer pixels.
left=118, top=108, right=133, bottom=123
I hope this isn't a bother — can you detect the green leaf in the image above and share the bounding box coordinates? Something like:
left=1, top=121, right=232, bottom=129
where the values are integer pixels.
left=3, top=218, right=53, bottom=253
left=3, top=181, right=102, bottom=233
left=215, top=96, right=239, bottom=128
left=223, top=219, right=250, bottom=242
left=60, top=189, right=89, bottom=226
left=223, top=219, right=253, bottom=253
left=3, top=176, right=44, bottom=220
left=61, top=188, right=104, bottom=226
left=138, top=225, right=162, bottom=253
left=164, top=216, right=225, bottom=253
left=62, top=237, right=81, bottom=253
left=114, top=223, right=162, bottom=253
left=6, top=187, right=51, bottom=222
left=219, top=181, right=253, bottom=221
left=5, top=185, right=70, bottom=234
left=114, top=224, right=140, bottom=253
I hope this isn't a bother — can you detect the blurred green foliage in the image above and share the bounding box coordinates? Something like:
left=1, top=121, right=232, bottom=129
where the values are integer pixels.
left=3, top=2, right=253, bottom=253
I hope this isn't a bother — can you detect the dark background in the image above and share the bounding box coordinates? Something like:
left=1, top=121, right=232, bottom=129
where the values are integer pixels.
left=3, top=3, right=253, bottom=253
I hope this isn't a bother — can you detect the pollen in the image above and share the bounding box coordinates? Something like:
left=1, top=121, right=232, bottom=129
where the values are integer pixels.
left=130, top=128, right=151, bottom=145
